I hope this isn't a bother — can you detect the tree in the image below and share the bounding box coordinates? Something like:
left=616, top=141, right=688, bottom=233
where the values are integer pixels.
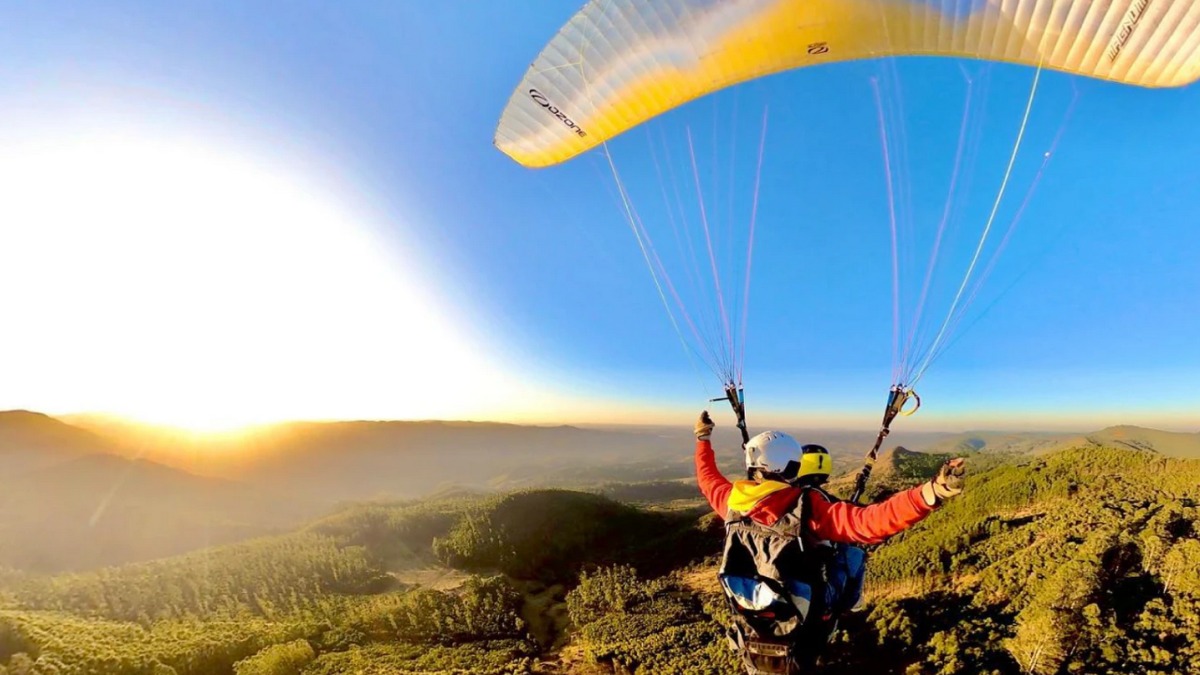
left=1006, top=533, right=1114, bottom=674
left=6, top=655, right=33, bottom=675
left=233, top=640, right=316, bottom=675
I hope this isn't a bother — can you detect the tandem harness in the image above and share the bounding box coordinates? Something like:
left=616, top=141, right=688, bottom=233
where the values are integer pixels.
left=718, top=486, right=867, bottom=675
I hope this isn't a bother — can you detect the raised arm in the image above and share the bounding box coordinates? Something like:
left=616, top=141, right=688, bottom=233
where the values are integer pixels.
left=806, top=486, right=933, bottom=545
left=806, top=458, right=966, bottom=545
left=693, top=411, right=732, bottom=517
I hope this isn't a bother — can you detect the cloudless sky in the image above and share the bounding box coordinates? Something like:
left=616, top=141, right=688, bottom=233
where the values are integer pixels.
left=1, top=1, right=1197, bottom=431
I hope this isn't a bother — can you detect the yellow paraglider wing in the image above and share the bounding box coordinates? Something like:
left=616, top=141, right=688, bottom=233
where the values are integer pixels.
left=495, top=0, right=1200, bottom=168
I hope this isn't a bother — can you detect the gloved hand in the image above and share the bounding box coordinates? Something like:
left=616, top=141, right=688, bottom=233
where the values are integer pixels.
left=694, top=411, right=714, bottom=440
left=921, top=457, right=966, bottom=507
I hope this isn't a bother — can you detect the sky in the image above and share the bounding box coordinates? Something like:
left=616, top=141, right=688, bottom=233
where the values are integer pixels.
left=0, top=1, right=1197, bottom=431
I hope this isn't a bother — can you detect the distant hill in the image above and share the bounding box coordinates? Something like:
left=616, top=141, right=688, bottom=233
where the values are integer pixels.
left=9, top=410, right=1197, bottom=578
left=822, top=445, right=950, bottom=498
left=872, top=446, right=951, bottom=482
left=1065, top=424, right=1200, bottom=459
left=67, top=417, right=706, bottom=503
left=919, top=430, right=1075, bottom=456
left=50, top=415, right=1200, bottom=508
left=0, top=453, right=317, bottom=573
left=230, top=420, right=695, bottom=504
left=0, top=409, right=115, bottom=477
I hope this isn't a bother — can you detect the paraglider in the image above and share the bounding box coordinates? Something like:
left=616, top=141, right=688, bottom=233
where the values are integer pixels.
left=494, top=0, right=1200, bottom=440
left=496, top=2, right=1200, bottom=672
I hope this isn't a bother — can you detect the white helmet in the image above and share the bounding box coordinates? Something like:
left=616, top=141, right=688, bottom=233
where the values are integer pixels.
left=744, top=431, right=832, bottom=481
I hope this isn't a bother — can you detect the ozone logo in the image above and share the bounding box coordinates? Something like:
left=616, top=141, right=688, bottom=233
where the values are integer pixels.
left=529, top=89, right=587, bottom=138
left=1108, top=0, right=1152, bottom=62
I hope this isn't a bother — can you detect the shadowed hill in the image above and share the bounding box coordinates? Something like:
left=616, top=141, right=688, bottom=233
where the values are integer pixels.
left=0, top=453, right=317, bottom=573
left=433, top=489, right=715, bottom=583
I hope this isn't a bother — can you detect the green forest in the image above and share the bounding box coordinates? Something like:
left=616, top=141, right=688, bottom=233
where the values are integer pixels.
left=2, top=443, right=1198, bottom=674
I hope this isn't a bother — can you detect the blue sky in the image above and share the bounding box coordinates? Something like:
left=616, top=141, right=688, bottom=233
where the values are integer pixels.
left=1, top=1, right=1198, bottom=430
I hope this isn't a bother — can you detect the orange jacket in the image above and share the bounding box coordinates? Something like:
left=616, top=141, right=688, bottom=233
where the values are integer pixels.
left=695, top=438, right=934, bottom=545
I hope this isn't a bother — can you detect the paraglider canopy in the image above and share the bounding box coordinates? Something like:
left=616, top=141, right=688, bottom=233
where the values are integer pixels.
left=496, top=0, right=1200, bottom=168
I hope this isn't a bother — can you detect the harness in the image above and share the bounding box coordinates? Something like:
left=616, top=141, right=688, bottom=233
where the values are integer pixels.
left=718, top=486, right=864, bottom=675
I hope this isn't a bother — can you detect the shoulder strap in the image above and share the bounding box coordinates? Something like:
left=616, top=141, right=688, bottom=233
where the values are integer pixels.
left=803, top=485, right=839, bottom=504
left=797, top=485, right=843, bottom=550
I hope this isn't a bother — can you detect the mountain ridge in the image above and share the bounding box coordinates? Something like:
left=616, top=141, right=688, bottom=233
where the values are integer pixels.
left=0, top=409, right=117, bottom=477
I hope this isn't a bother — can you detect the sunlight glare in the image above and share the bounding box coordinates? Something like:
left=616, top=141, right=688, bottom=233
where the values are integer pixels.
left=0, top=132, right=535, bottom=430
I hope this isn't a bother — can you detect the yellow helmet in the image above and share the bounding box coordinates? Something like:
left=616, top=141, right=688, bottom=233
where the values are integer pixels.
left=796, top=444, right=832, bottom=479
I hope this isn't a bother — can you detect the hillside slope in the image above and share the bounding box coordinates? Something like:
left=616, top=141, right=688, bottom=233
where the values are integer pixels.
left=0, top=454, right=315, bottom=572
left=2, top=444, right=1197, bottom=675
left=0, top=410, right=115, bottom=477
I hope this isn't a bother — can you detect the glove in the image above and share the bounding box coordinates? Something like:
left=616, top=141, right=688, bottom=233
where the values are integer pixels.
left=694, top=411, right=714, bottom=440
left=921, top=457, right=966, bottom=507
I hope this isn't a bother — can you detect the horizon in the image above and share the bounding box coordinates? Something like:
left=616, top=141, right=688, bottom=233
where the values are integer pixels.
left=9, top=408, right=1196, bottom=437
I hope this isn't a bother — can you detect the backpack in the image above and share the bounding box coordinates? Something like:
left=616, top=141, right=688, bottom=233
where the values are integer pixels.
left=718, top=486, right=867, bottom=674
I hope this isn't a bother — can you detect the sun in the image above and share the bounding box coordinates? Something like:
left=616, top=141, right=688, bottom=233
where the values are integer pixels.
left=0, top=130, right=537, bottom=431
